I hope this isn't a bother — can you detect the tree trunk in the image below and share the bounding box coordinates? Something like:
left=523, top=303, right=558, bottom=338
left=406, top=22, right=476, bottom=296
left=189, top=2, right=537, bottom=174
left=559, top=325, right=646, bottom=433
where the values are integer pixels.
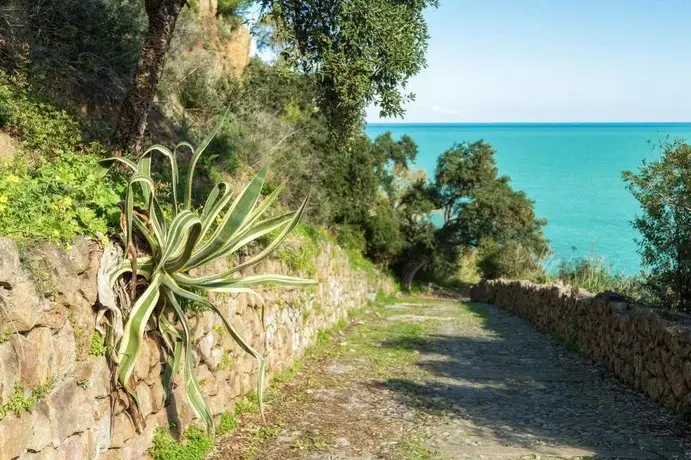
left=401, top=259, right=426, bottom=291
left=110, top=0, right=186, bottom=153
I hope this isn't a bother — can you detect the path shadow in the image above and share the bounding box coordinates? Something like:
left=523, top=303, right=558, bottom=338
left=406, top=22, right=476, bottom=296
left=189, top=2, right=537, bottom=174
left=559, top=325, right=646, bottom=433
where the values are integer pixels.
left=374, top=302, right=690, bottom=459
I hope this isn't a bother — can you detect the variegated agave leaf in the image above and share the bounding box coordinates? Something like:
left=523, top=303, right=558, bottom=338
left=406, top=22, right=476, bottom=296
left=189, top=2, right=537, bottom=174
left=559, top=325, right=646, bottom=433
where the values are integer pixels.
left=103, top=119, right=316, bottom=435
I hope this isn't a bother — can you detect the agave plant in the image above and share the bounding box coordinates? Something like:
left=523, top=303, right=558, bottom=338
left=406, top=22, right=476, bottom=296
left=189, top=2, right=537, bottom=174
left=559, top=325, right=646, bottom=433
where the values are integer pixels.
left=101, top=125, right=315, bottom=434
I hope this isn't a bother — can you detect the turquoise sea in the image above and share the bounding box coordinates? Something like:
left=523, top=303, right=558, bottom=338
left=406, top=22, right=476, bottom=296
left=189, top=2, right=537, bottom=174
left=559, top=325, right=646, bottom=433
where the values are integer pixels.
left=365, top=123, right=691, bottom=275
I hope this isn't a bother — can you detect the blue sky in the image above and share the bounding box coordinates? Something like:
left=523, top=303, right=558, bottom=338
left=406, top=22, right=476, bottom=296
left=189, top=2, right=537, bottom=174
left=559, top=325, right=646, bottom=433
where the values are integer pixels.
left=366, top=0, right=691, bottom=123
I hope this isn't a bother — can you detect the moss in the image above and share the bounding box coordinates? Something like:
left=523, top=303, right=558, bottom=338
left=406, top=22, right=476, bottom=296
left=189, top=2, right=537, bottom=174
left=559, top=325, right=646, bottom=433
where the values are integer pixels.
left=0, top=381, right=51, bottom=421
left=149, top=427, right=213, bottom=460
left=89, top=330, right=108, bottom=356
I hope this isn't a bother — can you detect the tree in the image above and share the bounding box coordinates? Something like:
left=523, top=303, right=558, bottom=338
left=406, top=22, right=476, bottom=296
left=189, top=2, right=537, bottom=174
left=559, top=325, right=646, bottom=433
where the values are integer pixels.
left=396, top=141, right=548, bottom=288
left=393, top=177, right=438, bottom=289
left=623, top=141, right=691, bottom=311
left=110, top=0, right=188, bottom=152
left=259, top=0, right=437, bottom=139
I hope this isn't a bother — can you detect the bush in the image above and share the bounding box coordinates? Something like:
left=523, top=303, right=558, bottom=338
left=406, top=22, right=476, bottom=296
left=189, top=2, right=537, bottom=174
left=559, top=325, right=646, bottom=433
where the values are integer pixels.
left=623, top=141, right=691, bottom=311
left=554, top=256, right=648, bottom=300
left=0, top=77, right=122, bottom=241
left=334, top=224, right=366, bottom=253
left=477, top=240, right=547, bottom=282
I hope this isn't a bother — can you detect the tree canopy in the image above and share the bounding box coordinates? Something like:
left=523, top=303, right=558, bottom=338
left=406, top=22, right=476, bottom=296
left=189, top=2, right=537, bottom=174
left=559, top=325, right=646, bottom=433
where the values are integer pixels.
left=623, top=141, right=691, bottom=311
left=259, top=0, right=437, bottom=138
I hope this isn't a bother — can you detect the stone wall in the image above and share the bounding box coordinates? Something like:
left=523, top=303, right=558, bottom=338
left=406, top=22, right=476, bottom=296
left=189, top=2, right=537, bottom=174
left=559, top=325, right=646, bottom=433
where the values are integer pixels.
left=0, top=237, right=393, bottom=460
left=471, top=279, right=691, bottom=411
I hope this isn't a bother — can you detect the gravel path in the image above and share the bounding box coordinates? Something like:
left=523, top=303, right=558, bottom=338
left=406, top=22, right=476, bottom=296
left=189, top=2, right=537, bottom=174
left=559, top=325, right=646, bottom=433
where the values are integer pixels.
left=210, top=297, right=691, bottom=460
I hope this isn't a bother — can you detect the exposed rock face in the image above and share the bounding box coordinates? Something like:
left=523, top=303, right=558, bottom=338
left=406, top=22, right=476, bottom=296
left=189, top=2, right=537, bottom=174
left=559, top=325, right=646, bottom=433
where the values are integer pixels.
left=0, top=238, right=42, bottom=334
left=220, top=25, right=251, bottom=77
left=471, top=279, right=691, bottom=410
left=0, top=238, right=393, bottom=459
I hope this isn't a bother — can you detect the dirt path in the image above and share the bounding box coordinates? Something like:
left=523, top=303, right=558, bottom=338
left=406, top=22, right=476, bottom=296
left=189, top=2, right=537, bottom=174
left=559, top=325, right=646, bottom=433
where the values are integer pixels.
left=210, top=297, right=691, bottom=460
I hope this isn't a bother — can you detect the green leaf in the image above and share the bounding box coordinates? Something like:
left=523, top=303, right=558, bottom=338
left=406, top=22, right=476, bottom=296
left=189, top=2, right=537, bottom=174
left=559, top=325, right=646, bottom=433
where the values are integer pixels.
left=116, top=272, right=162, bottom=386
left=185, top=165, right=268, bottom=269
left=164, top=288, right=215, bottom=435
left=162, top=275, right=267, bottom=422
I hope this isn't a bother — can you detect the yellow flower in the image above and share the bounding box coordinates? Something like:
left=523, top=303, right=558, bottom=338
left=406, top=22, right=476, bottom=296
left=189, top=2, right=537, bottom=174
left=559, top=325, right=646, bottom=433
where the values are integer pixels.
left=5, top=174, right=19, bottom=184
left=0, top=195, right=8, bottom=204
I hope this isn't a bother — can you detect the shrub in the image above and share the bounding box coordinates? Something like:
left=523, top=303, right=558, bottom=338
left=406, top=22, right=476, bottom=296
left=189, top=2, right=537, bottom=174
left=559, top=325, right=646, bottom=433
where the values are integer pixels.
left=101, top=120, right=315, bottom=435
left=0, top=76, right=122, bottom=241
left=623, top=141, right=691, bottom=311
left=0, top=152, right=121, bottom=240
left=477, top=239, right=547, bottom=282
left=555, top=256, right=647, bottom=300
left=334, top=224, right=366, bottom=253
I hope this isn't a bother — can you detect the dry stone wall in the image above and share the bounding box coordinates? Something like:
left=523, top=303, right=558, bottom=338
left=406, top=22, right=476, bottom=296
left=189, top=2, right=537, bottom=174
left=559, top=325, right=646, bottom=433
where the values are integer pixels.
left=0, top=237, right=393, bottom=460
left=471, top=279, right=691, bottom=411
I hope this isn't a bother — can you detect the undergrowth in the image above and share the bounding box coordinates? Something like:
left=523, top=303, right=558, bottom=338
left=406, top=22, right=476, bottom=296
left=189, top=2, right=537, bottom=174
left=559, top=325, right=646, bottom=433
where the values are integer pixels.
left=0, top=382, right=51, bottom=421
left=0, top=74, right=122, bottom=241
left=150, top=427, right=213, bottom=460
left=89, top=330, right=108, bottom=357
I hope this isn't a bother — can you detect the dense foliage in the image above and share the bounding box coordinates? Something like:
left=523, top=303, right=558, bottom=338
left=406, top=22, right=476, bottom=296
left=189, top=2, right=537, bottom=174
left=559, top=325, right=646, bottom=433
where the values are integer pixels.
left=623, top=141, right=691, bottom=311
left=259, top=0, right=438, bottom=139
left=0, top=75, right=122, bottom=241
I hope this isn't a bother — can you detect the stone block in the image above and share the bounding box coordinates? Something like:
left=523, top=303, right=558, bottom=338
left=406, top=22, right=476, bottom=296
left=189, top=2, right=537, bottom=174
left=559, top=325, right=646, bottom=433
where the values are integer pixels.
left=28, top=400, right=55, bottom=452
left=53, top=322, right=77, bottom=381
left=133, top=338, right=151, bottom=382
left=0, top=413, right=33, bottom=460
left=91, top=408, right=112, bottom=455
left=0, top=238, right=42, bottom=332
left=37, top=302, right=69, bottom=331
left=110, top=413, right=136, bottom=449
left=46, top=379, right=94, bottom=442
left=0, top=341, right=20, bottom=401
left=68, top=237, right=92, bottom=275
left=60, top=432, right=91, bottom=460
left=135, top=381, right=154, bottom=419
left=150, top=380, right=165, bottom=414
left=11, top=327, right=55, bottom=389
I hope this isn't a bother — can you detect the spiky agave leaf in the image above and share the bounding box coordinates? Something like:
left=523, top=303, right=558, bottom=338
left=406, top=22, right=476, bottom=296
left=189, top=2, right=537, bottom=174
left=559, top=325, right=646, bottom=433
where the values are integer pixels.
left=105, top=116, right=317, bottom=435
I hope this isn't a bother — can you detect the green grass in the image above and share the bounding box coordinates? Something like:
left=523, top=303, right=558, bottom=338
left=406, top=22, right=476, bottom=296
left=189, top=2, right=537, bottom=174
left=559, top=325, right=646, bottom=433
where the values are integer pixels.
left=234, top=391, right=259, bottom=416
left=291, top=432, right=331, bottom=453
left=553, top=256, right=645, bottom=299
left=149, top=427, right=213, bottom=460
left=217, top=412, right=238, bottom=435
left=241, top=425, right=280, bottom=460
left=271, top=359, right=304, bottom=384
left=392, top=436, right=435, bottom=460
